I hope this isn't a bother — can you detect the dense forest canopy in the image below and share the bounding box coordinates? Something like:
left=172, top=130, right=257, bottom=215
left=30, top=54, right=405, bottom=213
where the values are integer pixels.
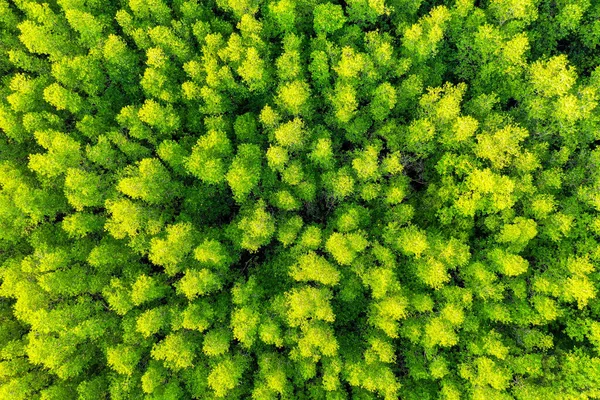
left=1, top=0, right=600, bottom=398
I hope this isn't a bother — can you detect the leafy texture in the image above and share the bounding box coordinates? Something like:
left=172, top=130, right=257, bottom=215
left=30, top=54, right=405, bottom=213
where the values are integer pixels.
left=1, top=0, right=600, bottom=399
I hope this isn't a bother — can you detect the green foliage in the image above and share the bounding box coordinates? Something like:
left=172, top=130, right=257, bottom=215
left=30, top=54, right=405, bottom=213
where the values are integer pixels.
left=1, top=0, right=600, bottom=398
left=314, top=4, right=346, bottom=35
left=207, top=356, right=246, bottom=397
left=289, top=251, right=340, bottom=286
left=117, top=158, right=180, bottom=205
left=185, top=130, right=232, bottom=184
left=226, top=143, right=262, bottom=202
left=234, top=200, right=276, bottom=252
left=151, top=332, right=196, bottom=370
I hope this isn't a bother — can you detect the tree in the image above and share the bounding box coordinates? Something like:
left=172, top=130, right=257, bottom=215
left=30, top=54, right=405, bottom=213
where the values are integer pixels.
left=277, top=79, right=310, bottom=115
left=331, top=82, right=358, bottom=123
left=28, top=130, right=82, bottom=178
left=61, top=212, right=105, bottom=238
left=43, top=83, right=84, bottom=114
left=149, top=222, right=194, bottom=274
left=64, top=168, right=106, bottom=211
left=131, top=274, right=169, bottom=306
left=194, top=239, right=232, bottom=270
left=64, top=9, right=105, bottom=48
left=402, top=6, right=451, bottom=63
left=107, top=344, right=143, bottom=376
left=207, top=356, right=246, bottom=398
left=151, top=332, right=196, bottom=370
left=202, top=328, right=231, bottom=357
left=274, top=117, right=305, bottom=148
left=475, top=124, right=529, bottom=170
left=117, top=158, right=180, bottom=205
left=313, top=4, right=346, bottom=35
left=238, top=47, right=268, bottom=92
left=269, top=0, right=296, bottom=34
left=286, top=286, right=335, bottom=327
left=226, top=143, right=262, bottom=202
left=177, top=268, right=223, bottom=299
left=104, top=198, right=149, bottom=240
left=137, top=99, right=181, bottom=135
left=233, top=200, right=276, bottom=252
left=325, top=231, right=369, bottom=265
left=136, top=306, right=170, bottom=337
left=289, top=251, right=340, bottom=286
left=185, top=130, right=232, bottom=184
left=370, top=82, right=397, bottom=122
